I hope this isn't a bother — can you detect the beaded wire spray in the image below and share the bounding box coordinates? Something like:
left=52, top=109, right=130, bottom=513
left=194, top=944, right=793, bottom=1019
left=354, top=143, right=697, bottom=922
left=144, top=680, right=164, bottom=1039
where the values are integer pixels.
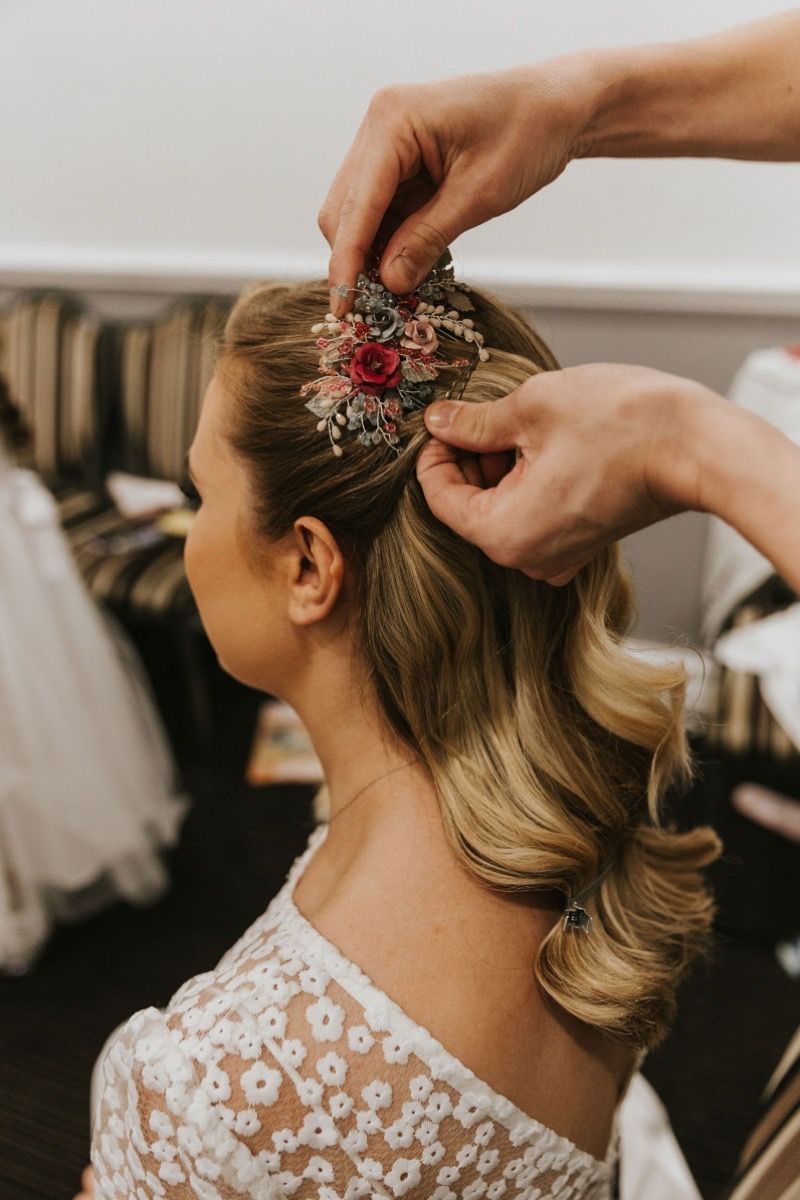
left=302, top=251, right=491, bottom=457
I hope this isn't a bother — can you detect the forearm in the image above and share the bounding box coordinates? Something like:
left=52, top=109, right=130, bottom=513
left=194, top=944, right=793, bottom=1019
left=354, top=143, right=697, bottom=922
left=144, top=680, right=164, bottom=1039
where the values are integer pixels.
left=696, top=400, right=800, bottom=594
left=571, top=10, right=800, bottom=161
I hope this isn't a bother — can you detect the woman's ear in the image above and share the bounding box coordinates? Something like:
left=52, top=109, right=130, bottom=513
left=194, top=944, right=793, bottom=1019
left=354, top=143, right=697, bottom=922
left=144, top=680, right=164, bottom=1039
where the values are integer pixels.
left=285, top=516, right=346, bottom=626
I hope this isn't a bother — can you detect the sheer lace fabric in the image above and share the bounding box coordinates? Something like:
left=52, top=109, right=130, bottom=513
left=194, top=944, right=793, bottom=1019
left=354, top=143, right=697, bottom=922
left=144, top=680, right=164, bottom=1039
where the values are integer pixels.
left=92, top=823, right=621, bottom=1200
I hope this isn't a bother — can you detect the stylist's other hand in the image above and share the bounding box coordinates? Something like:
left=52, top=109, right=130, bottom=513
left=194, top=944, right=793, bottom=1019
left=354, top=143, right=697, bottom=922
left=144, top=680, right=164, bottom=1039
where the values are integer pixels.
left=417, top=363, right=721, bottom=584
left=320, top=58, right=596, bottom=314
left=73, top=1165, right=94, bottom=1200
left=732, top=784, right=800, bottom=846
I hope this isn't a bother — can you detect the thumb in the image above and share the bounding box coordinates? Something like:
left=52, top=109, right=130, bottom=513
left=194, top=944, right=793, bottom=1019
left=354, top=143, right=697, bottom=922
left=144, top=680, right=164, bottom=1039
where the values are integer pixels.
left=378, top=180, right=477, bottom=294
left=424, top=393, right=522, bottom=454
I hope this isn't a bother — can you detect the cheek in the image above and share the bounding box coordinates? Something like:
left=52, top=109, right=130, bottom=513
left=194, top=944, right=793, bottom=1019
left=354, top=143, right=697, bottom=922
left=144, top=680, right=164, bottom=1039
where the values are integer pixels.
left=183, top=509, right=246, bottom=664
left=183, top=510, right=212, bottom=606
left=183, top=509, right=283, bottom=689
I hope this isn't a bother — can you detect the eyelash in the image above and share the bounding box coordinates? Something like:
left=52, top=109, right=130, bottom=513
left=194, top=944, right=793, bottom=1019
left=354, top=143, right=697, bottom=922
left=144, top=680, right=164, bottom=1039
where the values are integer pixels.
left=179, top=474, right=201, bottom=510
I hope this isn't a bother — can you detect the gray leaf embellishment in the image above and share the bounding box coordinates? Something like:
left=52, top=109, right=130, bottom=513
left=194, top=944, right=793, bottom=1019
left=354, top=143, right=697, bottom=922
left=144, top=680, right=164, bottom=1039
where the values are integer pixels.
left=445, top=288, right=475, bottom=313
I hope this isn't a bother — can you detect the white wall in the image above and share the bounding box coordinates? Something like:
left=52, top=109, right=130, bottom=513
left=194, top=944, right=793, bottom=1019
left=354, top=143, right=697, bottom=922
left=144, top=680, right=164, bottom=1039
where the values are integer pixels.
left=2, top=0, right=798, bottom=644
left=2, top=0, right=800, bottom=310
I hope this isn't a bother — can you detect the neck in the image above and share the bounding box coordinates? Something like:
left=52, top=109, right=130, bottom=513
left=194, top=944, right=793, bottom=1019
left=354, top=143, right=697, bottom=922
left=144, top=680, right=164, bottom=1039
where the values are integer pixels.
left=284, top=644, right=440, bottom=854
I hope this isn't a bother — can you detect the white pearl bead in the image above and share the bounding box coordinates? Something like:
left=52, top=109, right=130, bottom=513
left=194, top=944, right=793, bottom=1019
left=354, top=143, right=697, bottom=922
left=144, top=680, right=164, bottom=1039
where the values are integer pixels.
left=332, top=444, right=343, bottom=457
left=331, top=426, right=342, bottom=440
left=463, top=329, right=474, bottom=342
left=479, top=349, right=490, bottom=361
left=316, top=419, right=326, bottom=432
left=311, top=323, right=325, bottom=334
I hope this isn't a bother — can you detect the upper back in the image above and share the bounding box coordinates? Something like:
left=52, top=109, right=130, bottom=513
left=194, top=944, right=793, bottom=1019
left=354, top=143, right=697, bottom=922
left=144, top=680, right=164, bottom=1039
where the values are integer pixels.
left=292, top=821, right=639, bottom=1164
left=91, top=822, right=632, bottom=1200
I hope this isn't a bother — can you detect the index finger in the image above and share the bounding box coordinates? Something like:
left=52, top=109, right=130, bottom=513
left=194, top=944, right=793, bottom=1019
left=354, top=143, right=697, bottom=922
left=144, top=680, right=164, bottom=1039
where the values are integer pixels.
left=325, top=147, right=405, bottom=316
left=416, top=437, right=501, bottom=547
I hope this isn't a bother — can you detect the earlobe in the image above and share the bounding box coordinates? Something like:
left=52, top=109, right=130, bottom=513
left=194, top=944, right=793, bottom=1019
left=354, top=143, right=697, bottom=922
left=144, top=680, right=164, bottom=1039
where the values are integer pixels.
left=287, top=517, right=345, bottom=626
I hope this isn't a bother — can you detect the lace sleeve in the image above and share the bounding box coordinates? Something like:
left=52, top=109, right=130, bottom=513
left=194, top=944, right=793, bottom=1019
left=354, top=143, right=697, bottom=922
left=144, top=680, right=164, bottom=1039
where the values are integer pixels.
left=90, top=993, right=363, bottom=1200
left=91, top=937, right=614, bottom=1200
left=91, top=970, right=417, bottom=1200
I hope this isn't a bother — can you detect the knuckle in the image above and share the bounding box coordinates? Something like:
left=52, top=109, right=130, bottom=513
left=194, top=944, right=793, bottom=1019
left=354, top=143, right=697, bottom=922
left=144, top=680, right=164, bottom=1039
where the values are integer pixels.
left=472, top=179, right=506, bottom=220
left=317, top=205, right=333, bottom=240
left=471, top=401, right=492, bottom=437
left=485, top=530, right=522, bottom=571
left=513, top=372, right=548, bottom=419
left=493, top=545, right=521, bottom=571
left=408, top=217, right=449, bottom=261
left=501, top=387, right=527, bottom=430
left=368, top=84, right=403, bottom=119
left=338, top=183, right=360, bottom=219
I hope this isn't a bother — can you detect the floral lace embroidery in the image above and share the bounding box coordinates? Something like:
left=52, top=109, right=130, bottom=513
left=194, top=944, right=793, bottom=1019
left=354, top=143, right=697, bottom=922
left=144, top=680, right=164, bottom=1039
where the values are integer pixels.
left=92, top=824, right=622, bottom=1200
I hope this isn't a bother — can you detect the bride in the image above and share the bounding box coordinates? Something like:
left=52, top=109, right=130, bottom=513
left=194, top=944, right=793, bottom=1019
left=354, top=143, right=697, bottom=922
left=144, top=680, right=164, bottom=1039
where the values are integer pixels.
left=87, top=258, right=719, bottom=1200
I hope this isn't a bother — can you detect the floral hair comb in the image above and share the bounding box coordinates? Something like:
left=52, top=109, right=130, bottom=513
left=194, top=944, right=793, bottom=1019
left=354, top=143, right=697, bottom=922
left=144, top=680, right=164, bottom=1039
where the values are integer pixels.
left=301, top=250, right=490, bottom=457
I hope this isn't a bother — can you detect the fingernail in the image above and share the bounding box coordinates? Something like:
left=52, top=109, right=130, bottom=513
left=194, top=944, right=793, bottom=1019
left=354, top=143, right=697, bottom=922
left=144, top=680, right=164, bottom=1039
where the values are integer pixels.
left=329, top=283, right=348, bottom=314
left=426, top=401, right=462, bottom=431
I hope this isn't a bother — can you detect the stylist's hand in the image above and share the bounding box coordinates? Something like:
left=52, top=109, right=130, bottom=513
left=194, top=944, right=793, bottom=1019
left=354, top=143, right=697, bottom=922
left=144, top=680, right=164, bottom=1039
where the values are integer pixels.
left=320, top=57, right=596, bottom=314
left=417, top=363, right=723, bottom=584
left=72, top=1165, right=94, bottom=1200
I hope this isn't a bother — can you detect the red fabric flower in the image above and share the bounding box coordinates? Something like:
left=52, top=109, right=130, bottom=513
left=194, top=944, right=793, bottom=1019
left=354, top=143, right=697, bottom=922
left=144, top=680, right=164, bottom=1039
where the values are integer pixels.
left=349, top=343, right=402, bottom=390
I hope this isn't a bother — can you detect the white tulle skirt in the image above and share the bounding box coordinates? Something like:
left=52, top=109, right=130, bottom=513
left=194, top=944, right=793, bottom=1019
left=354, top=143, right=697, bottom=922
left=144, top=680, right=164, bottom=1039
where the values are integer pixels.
left=0, top=461, right=189, bottom=974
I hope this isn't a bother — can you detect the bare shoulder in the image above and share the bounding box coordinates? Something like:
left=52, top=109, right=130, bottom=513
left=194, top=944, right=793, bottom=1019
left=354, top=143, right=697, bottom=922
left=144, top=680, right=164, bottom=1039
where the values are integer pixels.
left=293, top=831, right=637, bottom=1162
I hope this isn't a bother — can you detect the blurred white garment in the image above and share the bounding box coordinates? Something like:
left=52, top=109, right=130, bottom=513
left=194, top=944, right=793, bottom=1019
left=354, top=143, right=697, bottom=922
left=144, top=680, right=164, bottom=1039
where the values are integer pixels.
left=701, top=347, right=800, bottom=645
left=0, top=450, right=189, bottom=974
left=715, top=603, right=800, bottom=752
left=618, top=1073, right=702, bottom=1200
left=624, top=638, right=716, bottom=735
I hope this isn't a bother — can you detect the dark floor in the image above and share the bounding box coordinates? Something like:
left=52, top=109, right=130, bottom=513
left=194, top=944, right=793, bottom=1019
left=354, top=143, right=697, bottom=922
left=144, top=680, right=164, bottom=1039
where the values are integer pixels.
left=1, top=715, right=798, bottom=1200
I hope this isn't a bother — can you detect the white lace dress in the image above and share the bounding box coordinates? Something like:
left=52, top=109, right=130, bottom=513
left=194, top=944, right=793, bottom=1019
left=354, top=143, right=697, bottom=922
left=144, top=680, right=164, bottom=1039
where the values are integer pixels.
left=91, top=822, right=626, bottom=1200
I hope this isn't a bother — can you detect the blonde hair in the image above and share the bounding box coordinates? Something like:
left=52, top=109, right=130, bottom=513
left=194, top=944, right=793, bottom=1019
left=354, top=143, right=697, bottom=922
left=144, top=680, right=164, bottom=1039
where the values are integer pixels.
left=217, top=277, right=721, bottom=1050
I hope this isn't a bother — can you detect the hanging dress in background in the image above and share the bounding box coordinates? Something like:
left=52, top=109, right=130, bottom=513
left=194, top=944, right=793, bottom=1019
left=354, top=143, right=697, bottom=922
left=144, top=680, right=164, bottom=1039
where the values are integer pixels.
left=0, top=445, right=189, bottom=974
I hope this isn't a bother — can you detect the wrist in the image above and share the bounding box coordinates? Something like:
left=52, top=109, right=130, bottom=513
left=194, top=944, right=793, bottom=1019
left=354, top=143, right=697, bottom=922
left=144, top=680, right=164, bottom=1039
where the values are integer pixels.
left=571, top=39, right=712, bottom=160
left=532, top=50, right=613, bottom=163
left=643, top=378, right=728, bottom=517
left=699, top=401, right=800, bottom=543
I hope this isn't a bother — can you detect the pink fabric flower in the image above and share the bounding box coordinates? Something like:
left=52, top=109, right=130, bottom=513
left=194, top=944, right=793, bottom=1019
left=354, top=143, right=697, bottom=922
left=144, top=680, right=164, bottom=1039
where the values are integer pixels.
left=401, top=320, right=438, bottom=355
left=349, top=343, right=402, bottom=390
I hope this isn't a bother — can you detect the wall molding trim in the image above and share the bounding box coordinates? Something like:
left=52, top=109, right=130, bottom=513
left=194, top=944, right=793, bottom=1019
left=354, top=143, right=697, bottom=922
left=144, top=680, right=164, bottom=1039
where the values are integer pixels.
left=2, top=248, right=800, bottom=317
